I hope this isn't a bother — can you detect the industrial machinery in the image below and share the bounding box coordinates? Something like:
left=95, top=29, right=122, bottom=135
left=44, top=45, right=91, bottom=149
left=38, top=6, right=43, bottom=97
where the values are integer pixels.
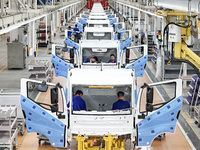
left=20, top=69, right=182, bottom=149
left=154, top=0, right=200, bottom=75
left=154, top=0, right=200, bottom=123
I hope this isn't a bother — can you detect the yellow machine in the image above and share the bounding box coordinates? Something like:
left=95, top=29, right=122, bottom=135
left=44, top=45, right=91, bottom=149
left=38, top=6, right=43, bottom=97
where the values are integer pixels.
left=75, top=134, right=125, bottom=150
left=156, top=10, right=200, bottom=75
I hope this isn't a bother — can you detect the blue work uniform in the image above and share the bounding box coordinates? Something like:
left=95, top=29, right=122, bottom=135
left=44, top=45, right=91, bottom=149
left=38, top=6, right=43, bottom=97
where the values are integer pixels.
left=83, top=57, right=91, bottom=63
left=112, top=99, right=130, bottom=110
left=67, top=95, right=86, bottom=111
left=73, top=27, right=79, bottom=37
left=68, top=29, right=72, bottom=38
left=108, top=59, right=116, bottom=63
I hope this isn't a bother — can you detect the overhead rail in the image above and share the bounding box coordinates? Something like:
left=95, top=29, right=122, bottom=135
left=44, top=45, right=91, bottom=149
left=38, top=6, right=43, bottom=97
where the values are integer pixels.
left=0, top=0, right=85, bottom=35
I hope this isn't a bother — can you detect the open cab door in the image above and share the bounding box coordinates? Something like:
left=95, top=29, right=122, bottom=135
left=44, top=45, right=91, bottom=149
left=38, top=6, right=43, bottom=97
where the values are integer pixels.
left=124, top=45, right=148, bottom=77
left=135, top=79, right=182, bottom=147
left=20, top=78, right=68, bottom=148
left=51, top=43, right=75, bottom=79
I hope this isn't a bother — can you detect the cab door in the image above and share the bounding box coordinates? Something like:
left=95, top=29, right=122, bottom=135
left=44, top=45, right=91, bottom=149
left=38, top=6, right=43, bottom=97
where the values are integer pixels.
left=135, top=79, right=182, bottom=147
left=20, top=78, right=68, bottom=148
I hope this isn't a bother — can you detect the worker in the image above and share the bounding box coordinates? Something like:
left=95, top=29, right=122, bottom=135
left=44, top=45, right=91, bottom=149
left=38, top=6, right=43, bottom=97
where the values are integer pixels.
left=73, top=24, right=79, bottom=43
left=23, top=31, right=29, bottom=57
left=140, top=29, right=145, bottom=52
left=84, top=56, right=98, bottom=63
left=67, top=90, right=86, bottom=111
left=108, top=54, right=116, bottom=63
left=112, top=91, right=130, bottom=110
left=68, top=26, right=72, bottom=40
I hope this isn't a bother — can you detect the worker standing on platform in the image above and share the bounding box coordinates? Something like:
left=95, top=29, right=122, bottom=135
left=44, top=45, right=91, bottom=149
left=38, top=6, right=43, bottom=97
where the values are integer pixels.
left=23, top=31, right=29, bottom=57
left=112, top=91, right=130, bottom=110
left=108, top=54, right=116, bottom=63
left=73, top=24, right=79, bottom=43
left=67, top=90, right=86, bottom=111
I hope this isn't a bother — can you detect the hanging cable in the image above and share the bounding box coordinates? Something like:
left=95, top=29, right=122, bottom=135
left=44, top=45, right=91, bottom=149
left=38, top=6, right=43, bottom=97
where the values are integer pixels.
left=162, top=20, right=192, bottom=62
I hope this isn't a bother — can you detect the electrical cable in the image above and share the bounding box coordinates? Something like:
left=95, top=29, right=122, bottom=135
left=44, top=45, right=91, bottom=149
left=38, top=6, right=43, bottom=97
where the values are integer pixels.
left=162, top=20, right=192, bottom=62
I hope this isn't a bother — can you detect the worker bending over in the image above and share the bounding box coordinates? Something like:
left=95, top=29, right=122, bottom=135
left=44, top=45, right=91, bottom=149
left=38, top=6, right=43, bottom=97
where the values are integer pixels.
left=84, top=56, right=98, bottom=63
left=112, top=91, right=130, bottom=110
left=67, top=90, right=86, bottom=111
left=108, top=54, right=116, bottom=63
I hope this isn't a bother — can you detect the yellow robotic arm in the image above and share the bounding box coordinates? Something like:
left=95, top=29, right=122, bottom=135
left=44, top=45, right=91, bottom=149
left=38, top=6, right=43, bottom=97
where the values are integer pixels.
left=156, top=9, right=200, bottom=75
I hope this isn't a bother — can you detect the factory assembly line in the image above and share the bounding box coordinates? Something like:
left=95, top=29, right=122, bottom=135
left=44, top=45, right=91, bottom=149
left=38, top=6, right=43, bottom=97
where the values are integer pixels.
left=20, top=2, right=184, bottom=150
left=0, top=0, right=200, bottom=150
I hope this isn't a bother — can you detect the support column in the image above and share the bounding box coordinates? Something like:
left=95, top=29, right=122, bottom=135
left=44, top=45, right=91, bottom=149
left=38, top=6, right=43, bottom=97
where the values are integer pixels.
left=57, top=11, right=60, bottom=29
left=1, top=0, right=4, bottom=17
left=34, top=0, right=37, bottom=9
left=69, top=6, right=71, bottom=20
left=28, top=22, right=32, bottom=50
left=132, top=9, right=135, bottom=43
left=144, top=13, right=147, bottom=41
left=138, top=11, right=141, bottom=44
left=45, top=15, right=48, bottom=44
left=63, top=9, right=66, bottom=25
left=32, top=21, right=36, bottom=54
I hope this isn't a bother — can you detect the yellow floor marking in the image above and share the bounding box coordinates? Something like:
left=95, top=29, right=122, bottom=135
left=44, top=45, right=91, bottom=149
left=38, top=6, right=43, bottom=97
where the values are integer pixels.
left=0, top=65, right=7, bottom=72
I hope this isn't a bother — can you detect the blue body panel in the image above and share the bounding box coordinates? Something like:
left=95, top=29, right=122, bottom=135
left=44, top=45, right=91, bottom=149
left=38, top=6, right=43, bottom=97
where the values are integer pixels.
left=126, top=55, right=148, bottom=77
left=76, top=22, right=83, bottom=32
left=115, top=28, right=125, bottom=40
left=21, top=95, right=66, bottom=148
left=65, top=37, right=79, bottom=54
left=110, top=18, right=116, bottom=25
left=134, top=89, right=138, bottom=104
left=82, top=15, right=88, bottom=19
left=114, top=23, right=118, bottom=32
left=120, top=37, right=132, bottom=56
left=80, top=18, right=87, bottom=25
left=108, top=14, right=115, bottom=19
left=137, top=96, right=182, bottom=146
left=52, top=54, right=74, bottom=79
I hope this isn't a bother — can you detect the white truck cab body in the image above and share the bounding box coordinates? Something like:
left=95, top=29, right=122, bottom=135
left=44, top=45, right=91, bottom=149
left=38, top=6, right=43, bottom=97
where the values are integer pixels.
left=20, top=68, right=183, bottom=149
left=83, top=27, right=114, bottom=40
left=87, top=20, right=110, bottom=27
left=79, top=40, right=120, bottom=69
left=89, top=15, right=108, bottom=20
left=90, top=12, right=106, bottom=16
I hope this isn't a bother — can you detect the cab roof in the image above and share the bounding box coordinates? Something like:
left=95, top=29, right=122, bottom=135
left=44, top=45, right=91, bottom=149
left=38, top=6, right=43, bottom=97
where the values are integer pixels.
left=69, top=69, right=134, bottom=85
left=84, top=27, right=113, bottom=32
left=80, top=40, right=119, bottom=48
left=90, top=12, right=106, bottom=16
left=89, top=16, right=108, bottom=20
left=87, top=20, right=110, bottom=24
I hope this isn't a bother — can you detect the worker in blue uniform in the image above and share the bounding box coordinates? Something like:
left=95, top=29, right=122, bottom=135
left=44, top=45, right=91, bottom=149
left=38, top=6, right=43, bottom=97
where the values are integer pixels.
left=73, top=24, right=79, bottom=43
left=108, top=54, right=116, bottom=63
left=68, top=26, right=72, bottom=39
left=67, top=90, right=86, bottom=111
left=112, top=91, right=130, bottom=110
left=84, top=56, right=98, bottom=63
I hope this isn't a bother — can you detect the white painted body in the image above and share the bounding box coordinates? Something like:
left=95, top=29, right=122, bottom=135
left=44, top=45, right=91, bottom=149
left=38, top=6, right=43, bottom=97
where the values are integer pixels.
left=87, top=20, right=110, bottom=27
